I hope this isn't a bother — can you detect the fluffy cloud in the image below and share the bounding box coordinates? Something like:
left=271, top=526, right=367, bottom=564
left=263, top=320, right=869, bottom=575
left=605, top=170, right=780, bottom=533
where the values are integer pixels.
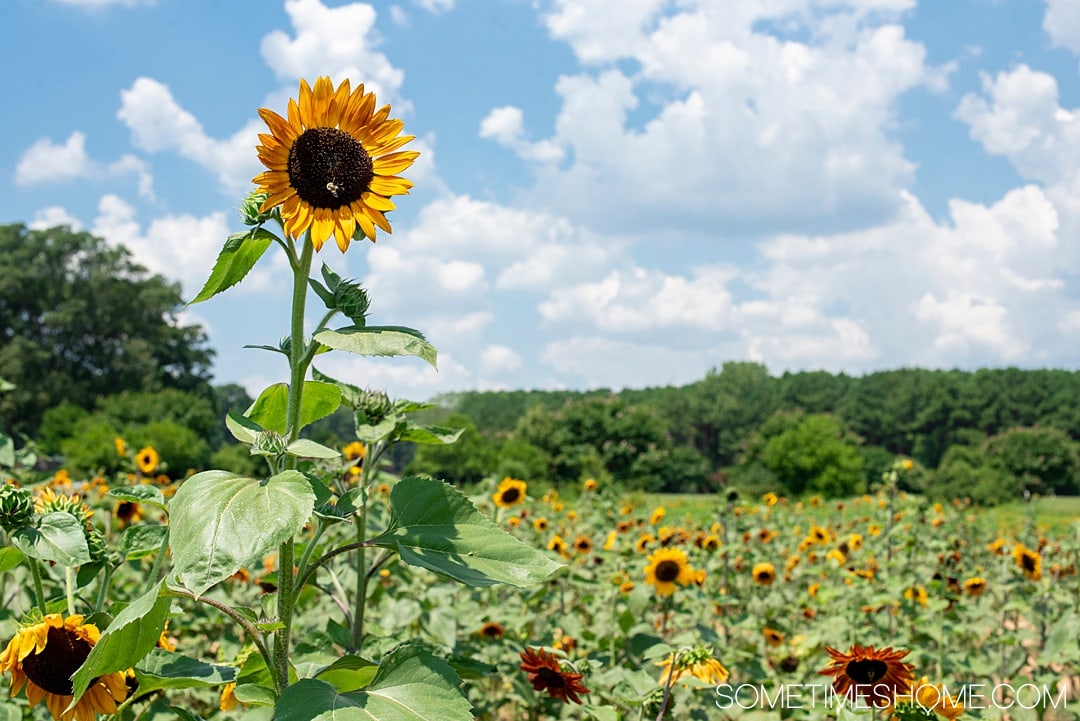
left=15, top=131, right=154, bottom=199
left=261, top=0, right=404, bottom=105
left=117, top=78, right=261, bottom=194
left=29, top=206, right=83, bottom=231
left=1044, top=0, right=1080, bottom=55
left=485, top=0, right=941, bottom=235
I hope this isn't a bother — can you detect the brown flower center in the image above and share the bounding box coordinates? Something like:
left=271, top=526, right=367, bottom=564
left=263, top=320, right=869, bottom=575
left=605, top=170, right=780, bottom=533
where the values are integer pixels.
left=500, top=487, right=521, bottom=504
left=288, top=127, right=373, bottom=210
left=117, top=501, right=137, bottom=521
left=22, top=626, right=93, bottom=696
left=1020, top=553, right=1038, bottom=573
left=536, top=666, right=566, bottom=689
left=654, top=560, right=681, bottom=583
left=845, top=659, right=888, bottom=684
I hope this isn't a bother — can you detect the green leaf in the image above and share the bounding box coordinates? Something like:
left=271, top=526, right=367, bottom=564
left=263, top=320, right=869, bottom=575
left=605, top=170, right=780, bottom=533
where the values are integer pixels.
left=0, top=547, right=25, bottom=574
left=168, top=470, right=315, bottom=596
left=108, top=484, right=167, bottom=511
left=395, top=425, right=464, bottom=446
left=226, top=411, right=265, bottom=444
left=286, top=439, right=341, bottom=460
left=274, top=644, right=472, bottom=721
left=309, top=277, right=335, bottom=309
left=120, top=524, right=169, bottom=560
left=11, top=512, right=90, bottom=567
left=311, top=367, right=365, bottom=408
left=71, top=581, right=170, bottom=703
left=314, top=326, right=437, bottom=369
left=247, top=382, right=342, bottom=435
left=355, top=417, right=398, bottom=444
left=234, top=683, right=277, bottom=706
left=375, top=477, right=564, bottom=587
left=133, top=648, right=237, bottom=696
left=315, top=655, right=378, bottom=693
left=189, top=228, right=275, bottom=304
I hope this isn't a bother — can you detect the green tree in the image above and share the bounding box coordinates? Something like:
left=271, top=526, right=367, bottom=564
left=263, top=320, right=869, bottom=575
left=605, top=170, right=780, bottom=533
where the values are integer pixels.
left=758, top=414, right=865, bottom=497
left=0, top=224, right=214, bottom=437
left=405, top=414, right=495, bottom=485
left=984, top=426, right=1080, bottom=496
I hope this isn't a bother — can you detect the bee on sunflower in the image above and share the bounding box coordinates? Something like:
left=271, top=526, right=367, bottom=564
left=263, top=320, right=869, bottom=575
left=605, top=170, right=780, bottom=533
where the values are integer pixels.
left=253, top=76, right=419, bottom=252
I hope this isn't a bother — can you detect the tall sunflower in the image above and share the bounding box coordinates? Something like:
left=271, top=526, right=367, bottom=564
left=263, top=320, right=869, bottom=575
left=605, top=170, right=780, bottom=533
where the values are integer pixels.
left=643, top=548, right=695, bottom=596
left=0, top=614, right=128, bottom=721
left=752, top=562, right=777, bottom=586
left=254, top=76, right=418, bottom=252
left=819, top=644, right=914, bottom=709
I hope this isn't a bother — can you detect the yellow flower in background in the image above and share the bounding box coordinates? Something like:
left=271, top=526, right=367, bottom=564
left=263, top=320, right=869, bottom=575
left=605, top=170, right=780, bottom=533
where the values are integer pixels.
left=656, top=645, right=729, bottom=686
left=493, top=477, right=527, bottom=508
left=644, top=548, right=695, bottom=596
left=583, top=478, right=598, bottom=491
left=533, top=517, right=549, bottom=532
left=752, top=562, right=777, bottom=586
left=649, top=507, right=666, bottom=525
left=763, top=492, right=778, bottom=507
left=906, top=677, right=964, bottom=720
left=136, top=447, right=159, bottom=474
left=603, top=530, right=618, bottom=551
left=962, top=577, right=987, bottom=597
left=114, top=437, right=127, bottom=457
left=342, top=441, right=366, bottom=462
left=1012, top=543, right=1042, bottom=581
left=904, top=586, right=928, bottom=607
left=548, top=534, right=567, bottom=555
left=0, top=614, right=129, bottom=721
left=635, top=533, right=656, bottom=554
left=254, top=76, right=419, bottom=251
left=762, top=627, right=785, bottom=647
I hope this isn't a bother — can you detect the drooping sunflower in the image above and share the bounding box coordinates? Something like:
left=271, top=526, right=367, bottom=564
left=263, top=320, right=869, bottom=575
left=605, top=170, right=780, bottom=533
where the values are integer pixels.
left=643, top=548, right=695, bottom=596
left=135, top=447, right=159, bottom=475
left=1012, top=543, right=1042, bottom=581
left=903, top=677, right=964, bottom=720
left=493, top=477, right=527, bottom=509
left=0, top=614, right=128, bottom=721
left=656, top=645, right=729, bottom=686
left=819, top=644, right=914, bottom=709
left=254, top=76, right=418, bottom=252
left=752, top=562, right=777, bottom=586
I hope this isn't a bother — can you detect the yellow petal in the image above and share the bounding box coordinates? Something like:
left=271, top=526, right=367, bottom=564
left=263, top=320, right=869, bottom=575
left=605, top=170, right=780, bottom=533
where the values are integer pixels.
left=287, top=98, right=303, bottom=133
left=368, top=176, right=413, bottom=196
left=298, top=78, right=315, bottom=129
left=258, top=108, right=296, bottom=144
left=372, top=151, right=419, bottom=175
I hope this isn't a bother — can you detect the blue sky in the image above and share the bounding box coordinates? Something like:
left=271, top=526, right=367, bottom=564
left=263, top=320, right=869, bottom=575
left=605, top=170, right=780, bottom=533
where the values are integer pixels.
left=4, top=0, right=1080, bottom=400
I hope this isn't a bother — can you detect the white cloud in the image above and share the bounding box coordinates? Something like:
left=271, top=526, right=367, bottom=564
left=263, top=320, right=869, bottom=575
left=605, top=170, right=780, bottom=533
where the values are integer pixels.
left=481, top=345, right=522, bottom=374
left=542, top=336, right=721, bottom=389
left=414, top=0, right=453, bottom=13
left=29, top=206, right=83, bottom=231
left=260, top=0, right=405, bottom=105
left=14, top=132, right=154, bottom=198
left=311, top=352, right=473, bottom=400
left=486, top=1, right=941, bottom=235
left=1045, top=0, right=1080, bottom=55
left=117, top=77, right=261, bottom=194
left=90, top=194, right=231, bottom=296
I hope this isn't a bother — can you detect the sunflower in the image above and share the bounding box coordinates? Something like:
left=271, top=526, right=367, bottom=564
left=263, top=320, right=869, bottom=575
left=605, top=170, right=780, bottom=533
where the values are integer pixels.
left=656, top=645, right=729, bottom=686
left=762, top=492, right=778, bottom=507
left=602, top=530, right=617, bottom=551
left=548, top=534, right=567, bottom=555
left=493, top=477, right=527, bottom=509
left=702, top=534, right=722, bottom=551
left=819, top=644, right=914, bottom=709
left=113, top=437, right=127, bottom=457
left=478, top=622, right=504, bottom=639
left=114, top=501, right=144, bottom=528
left=35, top=488, right=93, bottom=523
left=903, top=677, right=964, bottom=720
left=342, top=441, right=366, bottom=462
left=1012, top=543, right=1042, bottom=581
left=533, top=517, right=549, bottom=532
left=763, top=627, right=785, bottom=647
left=254, top=76, right=418, bottom=252
left=135, top=447, right=159, bottom=475
left=643, top=548, right=695, bottom=596
left=752, top=562, right=777, bottom=586
left=519, top=647, right=589, bottom=705
left=583, top=478, right=598, bottom=491
left=649, top=507, right=666, bottom=525
left=635, top=532, right=656, bottom=553
left=0, top=614, right=128, bottom=721
left=903, top=586, right=928, bottom=607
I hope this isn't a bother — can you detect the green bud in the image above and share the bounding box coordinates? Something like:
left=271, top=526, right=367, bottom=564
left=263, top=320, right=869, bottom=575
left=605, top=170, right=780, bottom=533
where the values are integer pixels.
left=239, top=189, right=274, bottom=226
left=356, top=390, right=393, bottom=428
left=85, top=527, right=108, bottom=564
left=334, top=281, right=371, bottom=326
left=252, top=430, right=289, bottom=457
left=0, top=485, right=35, bottom=532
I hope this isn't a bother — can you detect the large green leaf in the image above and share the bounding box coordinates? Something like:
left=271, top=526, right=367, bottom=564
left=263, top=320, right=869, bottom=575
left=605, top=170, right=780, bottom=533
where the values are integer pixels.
left=274, top=644, right=471, bottom=721
left=247, top=382, right=342, bottom=435
left=314, top=326, right=437, bottom=369
left=0, top=547, right=25, bottom=574
left=11, top=512, right=90, bottom=567
left=168, top=470, right=315, bottom=596
left=189, top=228, right=275, bottom=304
left=374, top=477, right=564, bottom=587
left=71, top=582, right=170, bottom=703
left=120, top=524, right=169, bottom=560
left=395, top=425, right=464, bottom=446
left=133, top=649, right=237, bottom=696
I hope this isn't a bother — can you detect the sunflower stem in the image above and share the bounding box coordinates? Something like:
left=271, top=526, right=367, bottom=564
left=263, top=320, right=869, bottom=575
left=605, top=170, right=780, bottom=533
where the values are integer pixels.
left=28, top=558, right=47, bottom=615
left=273, top=232, right=314, bottom=695
left=293, top=518, right=327, bottom=597
left=64, top=565, right=76, bottom=616
left=143, top=525, right=170, bottom=596
left=351, top=440, right=384, bottom=652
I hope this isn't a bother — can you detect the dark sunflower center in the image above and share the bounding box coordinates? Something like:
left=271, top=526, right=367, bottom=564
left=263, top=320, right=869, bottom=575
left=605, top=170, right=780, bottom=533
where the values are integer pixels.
left=22, top=626, right=93, bottom=696
left=655, top=560, right=681, bottom=583
left=1021, top=554, right=1037, bottom=572
left=500, top=488, right=521, bottom=504
left=845, top=659, right=889, bottom=684
left=288, top=127, right=373, bottom=210
left=537, top=667, right=566, bottom=688
left=756, top=570, right=773, bottom=582
left=576, top=540, right=589, bottom=550
left=482, top=624, right=502, bottom=637
left=117, top=502, right=137, bottom=520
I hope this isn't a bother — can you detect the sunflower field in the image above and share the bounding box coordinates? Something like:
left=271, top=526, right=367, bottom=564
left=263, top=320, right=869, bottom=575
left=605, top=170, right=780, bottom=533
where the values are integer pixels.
left=0, top=74, right=1078, bottom=721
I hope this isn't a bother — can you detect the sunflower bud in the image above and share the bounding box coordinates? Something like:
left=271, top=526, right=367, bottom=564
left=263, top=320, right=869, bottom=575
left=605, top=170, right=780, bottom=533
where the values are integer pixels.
left=239, top=189, right=274, bottom=226
left=355, top=390, right=393, bottom=428
left=643, top=687, right=674, bottom=717
left=85, top=527, right=108, bottom=564
left=0, top=485, right=35, bottom=531
left=251, top=430, right=289, bottom=457
left=334, top=281, right=370, bottom=326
